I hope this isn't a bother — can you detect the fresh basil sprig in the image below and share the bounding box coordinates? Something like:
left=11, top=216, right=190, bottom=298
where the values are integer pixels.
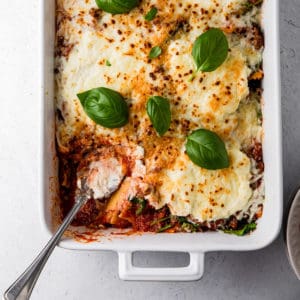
left=149, top=46, right=162, bottom=59
left=146, top=96, right=171, bottom=136
left=223, top=222, right=256, bottom=236
left=186, top=129, right=229, bottom=170
left=95, top=0, right=139, bottom=14
left=77, top=87, right=129, bottom=128
left=192, top=28, right=228, bottom=72
left=144, top=7, right=157, bottom=21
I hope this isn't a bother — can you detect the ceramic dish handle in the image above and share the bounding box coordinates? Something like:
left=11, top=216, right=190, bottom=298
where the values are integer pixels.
left=118, top=251, right=204, bottom=281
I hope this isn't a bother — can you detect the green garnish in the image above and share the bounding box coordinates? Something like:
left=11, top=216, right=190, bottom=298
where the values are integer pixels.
left=223, top=222, right=257, bottom=236
left=105, top=60, right=112, bottom=66
left=144, top=7, right=157, bottom=21
left=77, top=87, right=129, bottom=128
left=130, top=197, right=146, bottom=215
left=181, top=222, right=198, bottom=232
left=185, top=129, right=229, bottom=170
left=149, top=46, right=162, bottom=59
left=192, top=28, right=228, bottom=72
left=177, top=217, right=199, bottom=232
left=95, top=0, right=139, bottom=14
left=177, top=216, right=187, bottom=223
left=146, top=96, right=171, bottom=136
left=157, top=224, right=173, bottom=233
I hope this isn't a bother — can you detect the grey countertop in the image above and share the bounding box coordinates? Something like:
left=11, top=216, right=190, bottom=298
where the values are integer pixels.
left=0, top=0, right=300, bottom=299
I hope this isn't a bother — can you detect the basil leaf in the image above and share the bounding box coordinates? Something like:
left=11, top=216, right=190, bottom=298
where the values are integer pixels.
left=105, top=60, right=111, bottom=66
left=95, top=0, right=139, bottom=14
left=223, top=222, right=256, bottom=236
left=186, top=129, right=229, bottom=170
left=146, top=96, right=171, bottom=136
left=192, top=28, right=228, bottom=72
left=144, top=7, right=157, bottom=21
left=77, top=87, right=129, bottom=128
left=149, top=46, right=162, bottom=59
left=130, top=197, right=146, bottom=215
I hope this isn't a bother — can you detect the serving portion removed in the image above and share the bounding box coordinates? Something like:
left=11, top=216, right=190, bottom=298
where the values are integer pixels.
left=55, top=0, right=264, bottom=235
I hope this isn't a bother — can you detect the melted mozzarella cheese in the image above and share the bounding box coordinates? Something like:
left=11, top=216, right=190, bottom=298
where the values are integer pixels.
left=155, top=145, right=252, bottom=221
left=234, top=99, right=263, bottom=147
left=56, top=28, right=151, bottom=146
left=56, top=0, right=264, bottom=222
left=166, top=38, right=250, bottom=138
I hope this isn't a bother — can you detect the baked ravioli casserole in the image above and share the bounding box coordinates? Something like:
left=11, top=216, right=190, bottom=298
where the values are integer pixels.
left=55, top=0, right=265, bottom=235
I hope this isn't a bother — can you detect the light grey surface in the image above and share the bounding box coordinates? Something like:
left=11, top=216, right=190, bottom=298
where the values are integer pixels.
left=0, top=0, right=300, bottom=299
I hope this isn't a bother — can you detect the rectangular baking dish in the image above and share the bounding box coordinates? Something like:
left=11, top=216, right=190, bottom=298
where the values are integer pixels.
left=40, top=0, right=282, bottom=281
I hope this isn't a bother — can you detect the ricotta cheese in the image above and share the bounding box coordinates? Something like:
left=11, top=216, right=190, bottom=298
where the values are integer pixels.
left=82, top=158, right=125, bottom=200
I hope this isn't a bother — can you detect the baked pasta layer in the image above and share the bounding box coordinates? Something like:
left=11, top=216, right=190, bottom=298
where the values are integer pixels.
left=55, top=0, right=264, bottom=234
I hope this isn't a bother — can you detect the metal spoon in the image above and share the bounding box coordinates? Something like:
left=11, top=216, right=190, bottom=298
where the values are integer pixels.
left=3, top=180, right=92, bottom=300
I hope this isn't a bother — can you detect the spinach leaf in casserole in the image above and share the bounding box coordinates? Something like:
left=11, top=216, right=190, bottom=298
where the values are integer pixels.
left=130, top=197, right=147, bottom=216
left=223, top=222, right=257, bottom=236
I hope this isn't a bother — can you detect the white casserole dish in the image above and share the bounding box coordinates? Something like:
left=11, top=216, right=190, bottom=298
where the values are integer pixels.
left=40, top=0, right=282, bottom=281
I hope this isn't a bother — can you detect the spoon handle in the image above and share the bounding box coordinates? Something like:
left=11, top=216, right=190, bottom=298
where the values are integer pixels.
left=3, top=196, right=86, bottom=300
